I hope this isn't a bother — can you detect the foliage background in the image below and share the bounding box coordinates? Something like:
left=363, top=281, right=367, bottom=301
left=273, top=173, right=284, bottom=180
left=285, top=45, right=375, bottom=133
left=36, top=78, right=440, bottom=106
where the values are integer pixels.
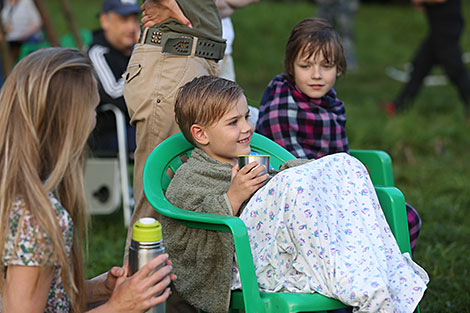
left=42, top=1, right=470, bottom=311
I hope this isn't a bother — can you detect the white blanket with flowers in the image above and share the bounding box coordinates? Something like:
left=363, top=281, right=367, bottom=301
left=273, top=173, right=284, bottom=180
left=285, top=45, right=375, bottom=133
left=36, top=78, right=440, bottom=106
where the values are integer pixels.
left=231, top=153, right=429, bottom=312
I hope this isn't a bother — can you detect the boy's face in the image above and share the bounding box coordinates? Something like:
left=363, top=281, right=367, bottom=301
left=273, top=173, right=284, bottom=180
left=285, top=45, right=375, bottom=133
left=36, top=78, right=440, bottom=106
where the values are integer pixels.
left=199, top=95, right=253, bottom=165
left=293, top=50, right=339, bottom=99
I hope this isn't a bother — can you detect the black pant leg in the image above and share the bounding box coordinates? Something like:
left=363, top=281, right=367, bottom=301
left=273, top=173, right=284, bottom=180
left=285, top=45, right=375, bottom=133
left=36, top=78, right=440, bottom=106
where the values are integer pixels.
left=428, top=0, right=470, bottom=113
left=395, top=36, right=436, bottom=109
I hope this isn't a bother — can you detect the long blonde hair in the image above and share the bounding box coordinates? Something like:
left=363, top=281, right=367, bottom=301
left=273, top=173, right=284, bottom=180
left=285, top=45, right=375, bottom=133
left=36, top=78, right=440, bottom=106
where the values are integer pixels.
left=0, top=48, right=98, bottom=312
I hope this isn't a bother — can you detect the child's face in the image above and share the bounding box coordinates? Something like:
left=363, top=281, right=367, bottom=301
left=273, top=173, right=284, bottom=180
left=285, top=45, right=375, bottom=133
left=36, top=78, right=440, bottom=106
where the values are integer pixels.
left=200, top=95, right=254, bottom=165
left=293, top=50, right=339, bottom=99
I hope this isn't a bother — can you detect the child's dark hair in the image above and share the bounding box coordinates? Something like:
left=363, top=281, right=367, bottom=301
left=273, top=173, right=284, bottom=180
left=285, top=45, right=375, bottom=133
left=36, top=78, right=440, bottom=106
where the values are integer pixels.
left=284, top=18, right=347, bottom=82
left=175, top=75, right=244, bottom=146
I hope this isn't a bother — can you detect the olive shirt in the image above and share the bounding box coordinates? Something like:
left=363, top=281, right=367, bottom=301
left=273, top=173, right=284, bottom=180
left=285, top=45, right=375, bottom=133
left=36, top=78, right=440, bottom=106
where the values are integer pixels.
left=157, top=0, right=224, bottom=43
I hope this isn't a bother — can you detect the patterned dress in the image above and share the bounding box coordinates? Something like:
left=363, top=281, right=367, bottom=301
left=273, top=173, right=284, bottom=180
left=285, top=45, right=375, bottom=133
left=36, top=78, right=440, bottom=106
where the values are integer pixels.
left=2, top=195, right=73, bottom=312
left=231, top=153, right=429, bottom=312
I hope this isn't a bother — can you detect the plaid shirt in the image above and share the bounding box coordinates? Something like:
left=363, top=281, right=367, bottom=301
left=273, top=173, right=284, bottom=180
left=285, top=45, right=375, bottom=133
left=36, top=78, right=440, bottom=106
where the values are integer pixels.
left=256, top=74, right=349, bottom=159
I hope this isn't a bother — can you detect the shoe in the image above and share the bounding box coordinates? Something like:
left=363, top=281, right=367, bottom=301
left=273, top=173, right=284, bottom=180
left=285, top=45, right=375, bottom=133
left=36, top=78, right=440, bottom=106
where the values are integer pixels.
left=381, top=102, right=396, bottom=117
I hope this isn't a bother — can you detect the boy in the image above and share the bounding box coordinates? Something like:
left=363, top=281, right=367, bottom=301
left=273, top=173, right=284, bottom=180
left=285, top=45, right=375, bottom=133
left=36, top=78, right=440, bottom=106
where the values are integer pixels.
left=163, top=75, right=276, bottom=313
left=163, top=75, right=428, bottom=313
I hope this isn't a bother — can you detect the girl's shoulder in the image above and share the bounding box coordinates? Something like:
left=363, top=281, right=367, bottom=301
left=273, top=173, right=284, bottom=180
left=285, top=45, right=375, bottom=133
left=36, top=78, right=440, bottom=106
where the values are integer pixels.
left=3, top=194, right=73, bottom=266
left=8, top=194, right=71, bottom=229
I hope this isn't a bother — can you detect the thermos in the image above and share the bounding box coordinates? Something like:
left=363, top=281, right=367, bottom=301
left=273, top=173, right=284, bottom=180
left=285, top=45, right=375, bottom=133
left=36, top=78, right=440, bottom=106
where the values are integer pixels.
left=129, top=217, right=166, bottom=313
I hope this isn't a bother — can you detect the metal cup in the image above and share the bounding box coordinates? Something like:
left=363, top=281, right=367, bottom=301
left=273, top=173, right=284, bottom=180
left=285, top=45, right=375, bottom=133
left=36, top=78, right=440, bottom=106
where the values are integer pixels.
left=238, top=155, right=270, bottom=176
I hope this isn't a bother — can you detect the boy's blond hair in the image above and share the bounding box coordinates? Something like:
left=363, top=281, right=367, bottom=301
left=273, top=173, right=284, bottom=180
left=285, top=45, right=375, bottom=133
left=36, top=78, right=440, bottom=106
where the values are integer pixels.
left=175, top=76, right=244, bottom=146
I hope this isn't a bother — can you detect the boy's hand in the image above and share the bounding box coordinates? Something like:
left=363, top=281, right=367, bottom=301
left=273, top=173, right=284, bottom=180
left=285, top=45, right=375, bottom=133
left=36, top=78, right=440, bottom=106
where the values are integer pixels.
left=140, top=0, right=192, bottom=28
left=227, top=161, right=268, bottom=215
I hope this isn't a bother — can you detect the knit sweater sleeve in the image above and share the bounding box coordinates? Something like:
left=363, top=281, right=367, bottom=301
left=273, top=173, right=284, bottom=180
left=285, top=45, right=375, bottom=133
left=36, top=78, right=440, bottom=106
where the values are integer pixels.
left=163, top=149, right=235, bottom=313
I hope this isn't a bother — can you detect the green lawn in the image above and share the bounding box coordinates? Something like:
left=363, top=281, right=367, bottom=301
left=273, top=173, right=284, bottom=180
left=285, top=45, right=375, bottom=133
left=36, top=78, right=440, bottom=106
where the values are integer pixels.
left=44, top=1, right=470, bottom=311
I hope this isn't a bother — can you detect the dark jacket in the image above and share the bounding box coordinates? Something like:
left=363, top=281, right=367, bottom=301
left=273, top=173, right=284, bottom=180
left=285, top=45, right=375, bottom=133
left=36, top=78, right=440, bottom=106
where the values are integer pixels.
left=87, top=29, right=133, bottom=153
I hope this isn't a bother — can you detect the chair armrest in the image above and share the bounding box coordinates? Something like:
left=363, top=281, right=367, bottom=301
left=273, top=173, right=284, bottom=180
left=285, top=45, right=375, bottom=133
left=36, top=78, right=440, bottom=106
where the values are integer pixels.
left=153, top=197, right=245, bottom=232
left=374, top=186, right=411, bottom=254
left=350, top=149, right=394, bottom=187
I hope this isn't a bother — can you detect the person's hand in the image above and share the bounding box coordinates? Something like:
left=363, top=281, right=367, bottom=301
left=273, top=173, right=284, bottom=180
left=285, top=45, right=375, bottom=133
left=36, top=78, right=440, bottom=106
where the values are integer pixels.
left=216, top=0, right=235, bottom=18
left=140, top=0, right=192, bottom=28
left=102, top=264, right=126, bottom=297
left=103, top=254, right=176, bottom=313
left=84, top=265, right=127, bottom=305
left=227, top=161, right=268, bottom=215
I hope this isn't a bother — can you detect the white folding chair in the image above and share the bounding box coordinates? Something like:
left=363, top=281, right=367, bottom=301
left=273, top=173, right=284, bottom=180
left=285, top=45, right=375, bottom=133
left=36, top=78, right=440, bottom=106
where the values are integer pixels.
left=84, top=103, right=133, bottom=226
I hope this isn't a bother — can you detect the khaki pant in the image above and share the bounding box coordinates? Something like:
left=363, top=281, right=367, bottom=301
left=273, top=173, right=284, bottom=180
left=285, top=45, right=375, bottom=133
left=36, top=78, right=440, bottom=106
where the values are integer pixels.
left=123, top=40, right=220, bottom=260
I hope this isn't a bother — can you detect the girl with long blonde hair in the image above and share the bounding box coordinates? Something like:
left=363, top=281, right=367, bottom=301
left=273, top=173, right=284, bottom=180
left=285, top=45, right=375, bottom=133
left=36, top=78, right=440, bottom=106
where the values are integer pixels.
left=0, top=47, right=174, bottom=313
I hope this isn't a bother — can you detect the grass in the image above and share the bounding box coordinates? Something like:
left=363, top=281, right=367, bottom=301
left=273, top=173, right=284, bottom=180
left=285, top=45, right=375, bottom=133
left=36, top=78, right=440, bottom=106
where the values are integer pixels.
left=43, top=0, right=470, bottom=311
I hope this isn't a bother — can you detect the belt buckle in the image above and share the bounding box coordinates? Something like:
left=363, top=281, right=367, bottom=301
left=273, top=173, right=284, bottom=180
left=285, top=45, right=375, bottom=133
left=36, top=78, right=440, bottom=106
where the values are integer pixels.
left=164, top=37, right=193, bottom=56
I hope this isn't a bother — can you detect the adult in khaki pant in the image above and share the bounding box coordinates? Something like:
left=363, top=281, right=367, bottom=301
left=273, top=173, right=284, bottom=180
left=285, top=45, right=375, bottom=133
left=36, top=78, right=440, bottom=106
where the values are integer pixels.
left=123, top=1, right=223, bottom=311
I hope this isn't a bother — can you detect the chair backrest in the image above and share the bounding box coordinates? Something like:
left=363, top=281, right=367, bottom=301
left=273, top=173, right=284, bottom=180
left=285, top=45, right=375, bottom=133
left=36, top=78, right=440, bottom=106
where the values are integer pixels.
left=147, top=132, right=295, bottom=192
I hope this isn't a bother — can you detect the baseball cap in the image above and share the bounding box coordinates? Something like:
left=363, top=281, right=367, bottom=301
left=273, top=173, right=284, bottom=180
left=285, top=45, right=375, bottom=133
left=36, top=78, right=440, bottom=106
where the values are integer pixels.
left=101, top=0, right=140, bottom=16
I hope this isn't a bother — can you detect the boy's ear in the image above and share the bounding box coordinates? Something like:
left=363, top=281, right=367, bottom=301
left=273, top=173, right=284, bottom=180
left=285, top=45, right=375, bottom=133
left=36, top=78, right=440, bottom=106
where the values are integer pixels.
left=190, top=124, right=209, bottom=146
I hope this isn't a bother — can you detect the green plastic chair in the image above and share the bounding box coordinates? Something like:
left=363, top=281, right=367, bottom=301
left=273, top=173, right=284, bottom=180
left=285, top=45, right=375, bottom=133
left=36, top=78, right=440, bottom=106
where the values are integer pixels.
left=142, top=132, right=413, bottom=313
left=18, top=29, right=92, bottom=60
left=60, top=29, right=92, bottom=49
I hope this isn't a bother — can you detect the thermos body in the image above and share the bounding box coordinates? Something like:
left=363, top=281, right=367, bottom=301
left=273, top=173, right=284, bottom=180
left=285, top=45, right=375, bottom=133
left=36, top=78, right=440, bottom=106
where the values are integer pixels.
left=128, top=217, right=166, bottom=313
left=129, top=240, right=165, bottom=275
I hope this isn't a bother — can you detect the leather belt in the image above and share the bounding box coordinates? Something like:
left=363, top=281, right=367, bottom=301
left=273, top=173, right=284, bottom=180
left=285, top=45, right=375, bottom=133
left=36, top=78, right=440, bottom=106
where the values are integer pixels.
left=142, top=26, right=226, bottom=61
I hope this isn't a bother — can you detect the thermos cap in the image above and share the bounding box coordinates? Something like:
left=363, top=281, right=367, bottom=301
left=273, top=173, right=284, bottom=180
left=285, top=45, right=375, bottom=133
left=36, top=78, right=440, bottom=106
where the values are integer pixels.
left=132, top=217, right=162, bottom=242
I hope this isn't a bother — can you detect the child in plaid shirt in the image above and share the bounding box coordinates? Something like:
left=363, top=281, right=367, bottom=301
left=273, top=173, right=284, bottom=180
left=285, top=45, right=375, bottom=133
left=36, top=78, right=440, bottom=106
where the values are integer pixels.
left=256, top=18, right=421, bottom=254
